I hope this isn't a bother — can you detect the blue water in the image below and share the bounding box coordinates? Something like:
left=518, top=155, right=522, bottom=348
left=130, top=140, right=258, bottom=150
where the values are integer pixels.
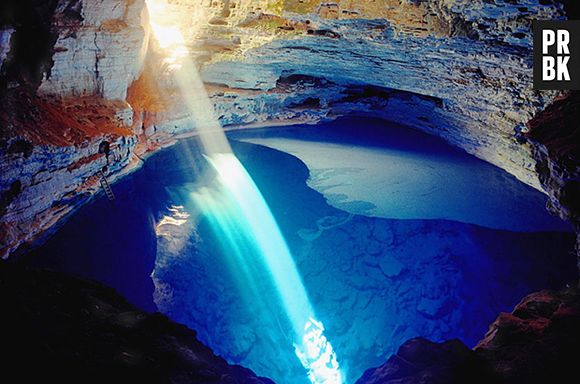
left=24, top=117, right=576, bottom=384
left=230, top=118, right=569, bottom=232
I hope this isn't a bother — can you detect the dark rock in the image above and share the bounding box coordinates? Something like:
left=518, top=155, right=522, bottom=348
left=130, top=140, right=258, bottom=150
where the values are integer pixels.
left=306, top=29, right=340, bottom=38
left=288, top=97, right=321, bottom=110
left=0, top=0, right=65, bottom=90
left=526, top=91, right=580, bottom=270
left=337, top=84, right=443, bottom=108
left=6, top=138, right=34, bottom=157
left=356, top=285, right=580, bottom=384
left=0, top=179, right=21, bottom=216
left=356, top=338, right=496, bottom=384
left=275, top=73, right=332, bottom=90
left=0, top=261, right=274, bottom=384
left=475, top=286, right=580, bottom=384
left=557, top=0, right=580, bottom=19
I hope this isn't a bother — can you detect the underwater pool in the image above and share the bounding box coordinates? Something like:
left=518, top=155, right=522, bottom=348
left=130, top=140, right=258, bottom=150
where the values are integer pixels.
left=25, top=117, right=576, bottom=384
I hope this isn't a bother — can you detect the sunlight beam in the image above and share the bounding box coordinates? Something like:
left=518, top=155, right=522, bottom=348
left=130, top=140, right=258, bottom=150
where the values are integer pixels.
left=145, top=2, right=342, bottom=382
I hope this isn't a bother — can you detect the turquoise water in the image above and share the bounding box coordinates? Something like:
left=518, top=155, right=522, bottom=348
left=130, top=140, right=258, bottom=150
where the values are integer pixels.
left=26, top=118, right=576, bottom=384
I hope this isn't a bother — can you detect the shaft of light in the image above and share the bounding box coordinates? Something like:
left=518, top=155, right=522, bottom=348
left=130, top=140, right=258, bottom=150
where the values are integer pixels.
left=145, top=1, right=342, bottom=382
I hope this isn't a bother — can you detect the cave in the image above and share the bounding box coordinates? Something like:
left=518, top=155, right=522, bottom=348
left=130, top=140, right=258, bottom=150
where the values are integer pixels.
left=1, top=1, right=580, bottom=384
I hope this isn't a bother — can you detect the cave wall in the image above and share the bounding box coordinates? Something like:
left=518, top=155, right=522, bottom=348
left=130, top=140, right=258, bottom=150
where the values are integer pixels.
left=0, top=0, right=148, bottom=258
left=37, top=0, right=149, bottom=101
left=526, top=91, right=580, bottom=269
left=0, top=0, right=575, bottom=258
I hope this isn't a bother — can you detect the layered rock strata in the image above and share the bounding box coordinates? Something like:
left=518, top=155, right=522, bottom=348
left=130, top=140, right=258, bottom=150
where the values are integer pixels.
left=1, top=0, right=150, bottom=257
left=0, top=0, right=576, bottom=259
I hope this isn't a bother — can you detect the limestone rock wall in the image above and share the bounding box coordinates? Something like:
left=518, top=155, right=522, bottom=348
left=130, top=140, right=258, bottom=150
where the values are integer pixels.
left=133, top=0, right=567, bottom=188
left=0, top=0, right=150, bottom=258
left=192, top=0, right=567, bottom=189
left=37, top=0, right=150, bottom=100
left=0, top=93, right=140, bottom=258
left=0, top=0, right=577, bottom=258
left=0, top=28, right=14, bottom=67
left=1, top=130, right=137, bottom=258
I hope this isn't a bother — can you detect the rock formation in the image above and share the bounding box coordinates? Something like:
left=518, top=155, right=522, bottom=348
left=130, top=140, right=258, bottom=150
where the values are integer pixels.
left=0, top=0, right=576, bottom=258
left=1, top=0, right=577, bottom=259
left=356, top=338, right=496, bottom=384
left=38, top=0, right=149, bottom=100
left=526, top=91, right=580, bottom=268
left=4, top=255, right=577, bottom=384
left=357, top=284, right=580, bottom=384
left=0, top=260, right=274, bottom=383
left=1, top=2, right=580, bottom=382
left=1, top=0, right=149, bottom=257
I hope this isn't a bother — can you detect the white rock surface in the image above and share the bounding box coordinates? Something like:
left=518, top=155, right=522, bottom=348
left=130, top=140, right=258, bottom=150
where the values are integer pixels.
left=38, top=0, right=149, bottom=100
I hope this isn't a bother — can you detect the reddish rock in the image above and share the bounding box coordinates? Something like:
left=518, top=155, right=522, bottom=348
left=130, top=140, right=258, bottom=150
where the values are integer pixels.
left=357, top=285, right=580, bottom=384
left=476, top=286, right=580, bottom=383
